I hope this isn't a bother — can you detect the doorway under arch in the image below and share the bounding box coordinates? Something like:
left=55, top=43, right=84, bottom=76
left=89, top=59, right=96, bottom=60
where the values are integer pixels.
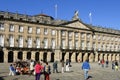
left=8, top=51, right=14, bottom=63
left=18, top=51, right=23, bottom=60
left=0, top=51, right=4, bottom=62
left=27, top=52, right=31, bottom=60
left=35, top=52, right=39, bottom=61
left=43, top=52, right=47, bottom=62
left=51, top=52, right=54, bottom=62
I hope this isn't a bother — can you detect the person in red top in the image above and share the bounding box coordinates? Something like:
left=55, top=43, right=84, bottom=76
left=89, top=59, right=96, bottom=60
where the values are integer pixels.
left=34, top=61, right=44, bottom=80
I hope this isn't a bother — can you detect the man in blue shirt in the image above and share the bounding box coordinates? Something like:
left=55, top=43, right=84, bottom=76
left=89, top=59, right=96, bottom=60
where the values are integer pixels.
left=82, top=59, right=90, bottom=80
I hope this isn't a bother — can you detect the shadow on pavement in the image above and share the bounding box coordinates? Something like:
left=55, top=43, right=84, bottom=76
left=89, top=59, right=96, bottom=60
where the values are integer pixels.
left=0, top=77, right=4, bottom=80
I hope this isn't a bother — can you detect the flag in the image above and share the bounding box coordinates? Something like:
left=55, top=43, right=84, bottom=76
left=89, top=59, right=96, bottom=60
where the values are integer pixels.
left=89, top=12, right=92, bottom=17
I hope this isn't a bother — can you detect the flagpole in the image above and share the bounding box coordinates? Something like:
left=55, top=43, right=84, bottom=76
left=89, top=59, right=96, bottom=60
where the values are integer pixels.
left=89, top=12, right=92, bottom=24
left=55, top=4, right=57, bottom=19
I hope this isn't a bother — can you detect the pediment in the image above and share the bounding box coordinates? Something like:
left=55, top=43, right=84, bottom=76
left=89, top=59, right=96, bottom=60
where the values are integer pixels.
left=62, top=20, right=91, bottom=30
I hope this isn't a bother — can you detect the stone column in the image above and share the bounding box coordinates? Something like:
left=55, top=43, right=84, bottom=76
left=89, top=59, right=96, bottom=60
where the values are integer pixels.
left=58, top=30, right=61, bottom=48
left=66, top=31, right=68, bottom=48
left=23, top=51, right=27, bottom=61
left=47, top=52, right=51, bottom=62
left=104, top=54, right=108, bottom=61
left=84, top=33, right=87, bottom=48
left=95, top=52, right=98, bottom=62
left=116, top=54, right=119, bottom=61
left=89, top=53, right=94, bottom=62
left=40, top=51, right=44, bottom=60
left=54, top=50, right=60, bottom=61
left=99, top=53, right=103, bottom=60
left=31, top=51, right=35, bottom=61
left=112, top=54, right=116, bottom=61
left=72, top=32, right=75, bottom=48
left=65, top=52, right=69, bottom=61
left=77, top=52, right=82, bottom=62
left=14, top=51, right=18, bottom=62
left=71, top=52, right=76, bottom=62
left=83, top=53, right=88, bottom=62
left=4, top=49, right=8, bottom=63
left=108, top=54, right=112, bottom=61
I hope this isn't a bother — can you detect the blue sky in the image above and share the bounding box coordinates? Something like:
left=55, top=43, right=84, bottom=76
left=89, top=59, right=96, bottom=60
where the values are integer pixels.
left=0, top=0, right=120, bottom=30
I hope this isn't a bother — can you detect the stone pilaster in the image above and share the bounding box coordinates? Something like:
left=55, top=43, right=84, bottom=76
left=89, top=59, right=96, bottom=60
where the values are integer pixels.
left=54, top=50, right=60, bottom=61
left=31, top=51, right=35, bottom=61
left=14, top=51, right=18, bottom=62
left=104, top=54, right=108, bottom=61
left=83, top=53, right=88, bottom=62
left=71, top=52, right=76, bottom=62
left=95, top=52, right=98, bottom=62
left=116, top=54, right=119, bottom=61
left=23, top=51, right=27, bottom=61
left=112, top=54, right=116, bottom=61
left=40, top=51, right=44, bottom=60
left=65, top=52, right=69, bottom=61
left=108, top=54, right=112, bottom=61
left=77, top=52, right=82, bottom=62
left=89, top=53, right=94, bottom=62
left=66, top=31, right=68, bottom=48
left=4, top=49, right=8, bottom=63
left=100, top=53, right=103, bottom=60
left=47, top=52, right=51, bottom=62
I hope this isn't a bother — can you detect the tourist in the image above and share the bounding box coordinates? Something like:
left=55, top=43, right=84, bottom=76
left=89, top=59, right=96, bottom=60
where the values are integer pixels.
left=9, top=64, right=16, bottom=76
left=61, top=60, right=64, bottom=73
left=82, top=59, right=90, bottom=80
left=53, top=61, right=58, bottom=73
left=105, top=60, right=109, bottom=68
left=115, top=60, right=119, bottom=71
left=44, top=62, right=51, bottom=80
left=34, top=61, right=44, bottom=80
left=29, top=59, right=35, bottom=75
left=65, top=59, right=70, bottom=72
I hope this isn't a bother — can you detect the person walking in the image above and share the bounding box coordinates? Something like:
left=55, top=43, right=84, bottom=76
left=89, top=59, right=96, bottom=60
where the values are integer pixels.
left=34, top=61, right=44, bottom=80
left=82, top=59, right=90, bottom=80
left=65, top=59, right=70, bottom=72
left=29, top=60, right=34, bottom=75
left=61, top=60, right=64, bottom=73
left=9, top=64, right=16, bottom=76
left=44, top=62, right=51, bottom=80
left=53, top=61, right=58, bottom=73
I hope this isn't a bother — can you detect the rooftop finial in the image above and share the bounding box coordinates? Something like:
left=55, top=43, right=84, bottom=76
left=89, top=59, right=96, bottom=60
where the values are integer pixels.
left=72, top=10, right=79, bottom=20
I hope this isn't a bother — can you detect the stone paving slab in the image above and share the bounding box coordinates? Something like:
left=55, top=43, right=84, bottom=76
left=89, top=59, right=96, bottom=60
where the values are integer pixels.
left=0, top=62, right=120, bottom=80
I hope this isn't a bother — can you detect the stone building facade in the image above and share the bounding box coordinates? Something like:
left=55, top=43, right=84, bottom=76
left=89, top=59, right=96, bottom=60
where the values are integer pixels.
left=0, top=11, right=120, bottom=63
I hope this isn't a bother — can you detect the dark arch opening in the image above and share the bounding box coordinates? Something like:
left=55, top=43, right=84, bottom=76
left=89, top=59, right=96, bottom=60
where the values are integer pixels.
left=18, top=51, right=23, bottom=60
left=43, top=52, right=47, bottom=62
left=51, top=52, right=54, bottom=62
left=69, top=52, right=72, bottom=62
left=27, top=52, right=31, bottom=60
left=0, top=51, right=4, bottom=62
left=35, top=52, right=39, bottom=61
left=62, top=52, right=65, bottom=61
left=8, top=51, right=13, bottom=63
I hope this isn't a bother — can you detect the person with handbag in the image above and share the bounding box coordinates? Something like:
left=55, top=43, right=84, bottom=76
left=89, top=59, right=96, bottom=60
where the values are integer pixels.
left=44, top=62, right=51, bottom=80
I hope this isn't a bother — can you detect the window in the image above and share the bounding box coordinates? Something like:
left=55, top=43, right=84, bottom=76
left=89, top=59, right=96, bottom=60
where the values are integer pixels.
left=69, top=40, right=72, bottom=49
left=75, top=32, right=78, bottom=37
left=19, top=26, right=24, bottom=32
left=61, top=30, right=65, bottom=36
left=9, top=35, right=14, bottom=47
left=51, top=30, right=56, bottom=36
left=18, top=36, right=23, bottom=47
left=36, top=37, right=40, bottom=48
left=9, top=24, right=14, bottom=32
left=68, top=32, right=72, bottom=37
left=87, top=41, right=90, bottom=50
left=93, top=35, right=96, bottom=40
left=62, top=39, right=65, bottom=49
left=75, top=40, right=78, bottom=49
left=36, top=27, right=40, bottom=34
left=0, top=23, right=4, bottom=30
left=87, top=34, right=90, bottom=39
left=0, top=34, right=4, bottom=47
left=44, top=38, right=48, bottom=48
left=81, top=33, right=85, bottom=39
left=51, top=38, right=55, bottom=49
left=27, top=37, right=32, bottom=48
left=81, top=41, right=84, bottom=50
left=44, top=28, right=48, bottom=35
left=28, top=26, right=32, bottom=33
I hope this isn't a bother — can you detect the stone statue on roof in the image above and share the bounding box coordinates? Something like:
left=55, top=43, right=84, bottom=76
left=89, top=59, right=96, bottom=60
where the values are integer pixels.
left=72, top=10, right=79, bottom=20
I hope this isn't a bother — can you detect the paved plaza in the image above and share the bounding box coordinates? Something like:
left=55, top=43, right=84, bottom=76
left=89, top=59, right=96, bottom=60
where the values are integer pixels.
left=0, top=62, right=120, bottom=80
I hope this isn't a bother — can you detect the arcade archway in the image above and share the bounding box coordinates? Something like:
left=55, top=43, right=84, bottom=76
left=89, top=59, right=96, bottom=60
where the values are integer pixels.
left=8, top=51, right=13, bottom=63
